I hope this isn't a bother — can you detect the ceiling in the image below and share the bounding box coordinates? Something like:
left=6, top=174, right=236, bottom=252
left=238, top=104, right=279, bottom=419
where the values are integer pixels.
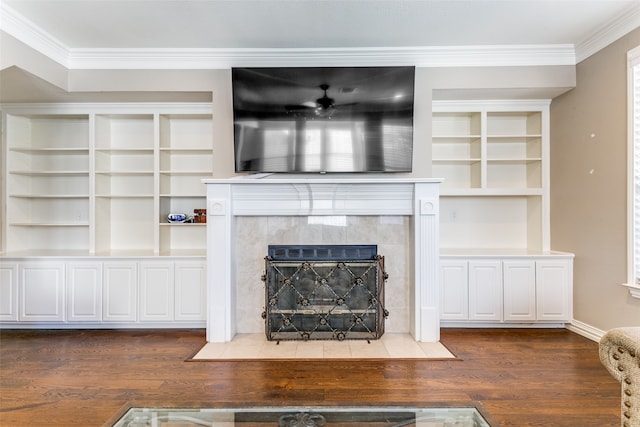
left=3, top=0, right=640, bottom=58
left=1, top=1, right=639, bottom=103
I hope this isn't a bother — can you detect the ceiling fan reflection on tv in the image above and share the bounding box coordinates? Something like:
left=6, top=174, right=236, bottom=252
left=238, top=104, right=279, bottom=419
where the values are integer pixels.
left=285, top=84, right=356, bottom=118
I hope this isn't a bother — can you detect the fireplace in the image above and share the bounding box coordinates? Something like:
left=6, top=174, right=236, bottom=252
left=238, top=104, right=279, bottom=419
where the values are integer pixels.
left=203, top=174, right=441, bottom=343
left=263, top=244, right=387, bottom=341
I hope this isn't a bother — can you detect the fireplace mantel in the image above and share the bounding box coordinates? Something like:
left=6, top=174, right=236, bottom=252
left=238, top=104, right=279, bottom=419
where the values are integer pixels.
left=203, top=174, right=442, bottom=343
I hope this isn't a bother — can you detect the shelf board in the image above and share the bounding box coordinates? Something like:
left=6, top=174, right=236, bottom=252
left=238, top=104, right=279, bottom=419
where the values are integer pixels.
left=487, top=134, right=542, bottom=139
left=159, top=194, right=205, bottom=198
left=95, top=171, right=154, bottom=176
left=159, top=170, right=213, bottom=176
left=440, top=248, right=574, bottom=257
left=9, top=147, right=89, bottom=153
left=0, top=249, right=93, bottom=257
left=159, top=148, right=213, bottom=152
left=159, top=222, right=206, bottom=226
left=95, top=194, right=154, bottom=198
left=157, top=249, right=206, bottom=257
left=440, top=188, right=543, bottom=196
left=95, top=148, right=154, bottom=153
left=10, top=194, right=89, bottom=199
left=486, top=158, right=542, bottom=163
left=432, top=135, right=481, bottom=140
left=9, top=222, right=90, bottom=227
left=432, top=158, right=481, bottom=164
left=10, top=170, right=89, bottom=176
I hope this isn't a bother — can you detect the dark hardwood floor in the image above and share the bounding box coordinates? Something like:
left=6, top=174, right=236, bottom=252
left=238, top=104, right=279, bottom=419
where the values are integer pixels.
left=0, top=328, right=620, bottom=426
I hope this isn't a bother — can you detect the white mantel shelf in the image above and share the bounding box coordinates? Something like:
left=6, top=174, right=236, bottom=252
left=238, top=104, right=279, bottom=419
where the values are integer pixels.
left=203, top=174, right=442, bottom=343
left=202, top=173, right=442, bottom=184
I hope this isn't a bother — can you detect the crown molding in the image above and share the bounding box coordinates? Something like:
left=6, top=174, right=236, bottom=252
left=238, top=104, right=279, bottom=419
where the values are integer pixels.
left=0, top=2, right=69, bottom=67
left=65, top=45, right=576, bottom=69
left=575, top=3, right=640, bottom=63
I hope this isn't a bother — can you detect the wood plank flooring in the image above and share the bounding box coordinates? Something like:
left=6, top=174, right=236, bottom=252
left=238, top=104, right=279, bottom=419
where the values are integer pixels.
left=0, top=328, right=620, bottom=426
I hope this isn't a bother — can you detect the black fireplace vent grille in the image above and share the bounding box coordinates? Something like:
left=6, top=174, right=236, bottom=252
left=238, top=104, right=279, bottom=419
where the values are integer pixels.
left=263, top=245, right=388, bottom=341
left=268, top=244, right=378, bottom=262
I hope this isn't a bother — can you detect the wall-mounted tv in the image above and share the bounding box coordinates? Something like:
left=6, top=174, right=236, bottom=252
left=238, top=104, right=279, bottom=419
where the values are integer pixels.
left=232, top=66, right=415, bottom=173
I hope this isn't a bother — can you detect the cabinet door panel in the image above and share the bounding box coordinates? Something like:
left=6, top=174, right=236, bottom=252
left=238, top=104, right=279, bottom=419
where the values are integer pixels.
left=0, top=263, right=19, bottom=321
left=175, top=261, right=205, bottom=321
left=468, top=260, right=502, bottom=321
left=503, top=260, right=536, bottom=321
left=536, top=260, right=572, bottom=321
left=440, top=260, right=468, bottom=320
left=67, top=262, right=102, bottom=321
left=19, top=263, right=65, bottom=321
left=139, top=262, right=174, bottom=321
left=103, top=262, right=137, bottom=322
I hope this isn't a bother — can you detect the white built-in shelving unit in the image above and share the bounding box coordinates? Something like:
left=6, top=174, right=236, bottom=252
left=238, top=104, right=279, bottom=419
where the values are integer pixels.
left=5, top=114, right=92, bottom=254
left=2, top=104, right=212, bottom=257
left=0, top=103, right=211, bottom=327
left=433, top=100, right=573, bottom=326
left=433, top=100, right=549, bottom=252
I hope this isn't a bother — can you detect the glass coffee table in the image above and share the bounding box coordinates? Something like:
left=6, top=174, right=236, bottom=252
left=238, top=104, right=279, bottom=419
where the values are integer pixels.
left=111, top=404, right=496, bottom=426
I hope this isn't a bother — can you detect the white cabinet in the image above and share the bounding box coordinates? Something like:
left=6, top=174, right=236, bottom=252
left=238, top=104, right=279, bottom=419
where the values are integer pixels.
left=536, top=260, right=572, bottom=321
left=439, top=260, right=468, bottom=320
left=0, top=262, right=18, bottom=321
left=103, top=262, right=138, bottom=322
left=138, top=260, right=206, bottom=322
left=19, top=263, right=65, bottom=321
left=503, top=260, right=536, bottom=321
left=468, top=260, right=502, bottom=321
left=67, top=261, right=103, bottom=322
left=0, top=104, right=211, bottom=329
left=440, top=254, right=573, bottom=325
left=434, top=101, right=573, bottom=328
left=139, top=261, right=174, bottom=321
left=174, top=261, right=206, bottom=321
left=0, top=258, right=205, bottom=327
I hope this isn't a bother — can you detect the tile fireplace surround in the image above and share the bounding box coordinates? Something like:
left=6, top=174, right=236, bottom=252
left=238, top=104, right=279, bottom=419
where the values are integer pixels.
left=203, top=174, right=441, bottom=343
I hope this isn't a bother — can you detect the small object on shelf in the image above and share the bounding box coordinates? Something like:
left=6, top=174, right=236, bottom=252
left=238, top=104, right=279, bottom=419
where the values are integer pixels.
left=167, top=212, right=191, bottom=223
left=193, top=208, right=207, bottom=223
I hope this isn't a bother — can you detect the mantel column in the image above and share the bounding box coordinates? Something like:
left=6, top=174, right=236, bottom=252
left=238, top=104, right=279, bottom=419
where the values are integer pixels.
left=413, top=182, right=440, bottom=342
left=206, top=183, right=236, bottom=342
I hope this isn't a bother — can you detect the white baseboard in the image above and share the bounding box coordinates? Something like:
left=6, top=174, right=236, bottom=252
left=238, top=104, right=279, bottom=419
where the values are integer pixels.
left=566, top=319, right=606, bottom=342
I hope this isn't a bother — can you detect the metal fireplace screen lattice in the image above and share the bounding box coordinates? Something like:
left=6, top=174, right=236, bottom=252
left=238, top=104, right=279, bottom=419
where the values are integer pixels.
left=262, top=245, right=388, bottom=341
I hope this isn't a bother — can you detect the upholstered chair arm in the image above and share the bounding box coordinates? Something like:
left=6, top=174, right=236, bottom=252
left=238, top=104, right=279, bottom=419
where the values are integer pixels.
left=599, top=327, right=640, bottom=427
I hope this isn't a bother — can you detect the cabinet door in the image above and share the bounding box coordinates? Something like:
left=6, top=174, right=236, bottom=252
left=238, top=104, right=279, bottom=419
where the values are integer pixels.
left=468, top=260, right=502, bottom=321
left=440, top=260, right=468, bottom=320
left=0, top=263, right=19, bottom=321
left=103, top=262, right=137, bottom=322
left=139, top=261, right=174, bottom=322
left=536, top=260, right=572, bottom=321
left=19, top=263, right=65, bottom=321
left=503, top=260, right=536, bottom=321
left=175, top=261, right=206, bottom=321
left=67, top=262, right=103, bottom=322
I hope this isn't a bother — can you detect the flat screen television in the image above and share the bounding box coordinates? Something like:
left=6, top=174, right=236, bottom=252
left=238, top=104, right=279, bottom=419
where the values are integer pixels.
left=231, top=66, right=415, bottom=173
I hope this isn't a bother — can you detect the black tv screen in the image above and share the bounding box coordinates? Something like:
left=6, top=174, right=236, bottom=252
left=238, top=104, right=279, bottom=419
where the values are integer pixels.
left=232, top=66, right=415, bottom=173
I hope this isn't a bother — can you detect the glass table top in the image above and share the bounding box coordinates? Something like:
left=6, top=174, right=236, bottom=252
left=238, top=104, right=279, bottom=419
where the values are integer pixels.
left=111, top=405, right=495, bottom=427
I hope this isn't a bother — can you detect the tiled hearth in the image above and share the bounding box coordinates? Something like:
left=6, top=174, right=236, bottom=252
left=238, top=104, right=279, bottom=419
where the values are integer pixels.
left=203, top=174, right=441, bottom=343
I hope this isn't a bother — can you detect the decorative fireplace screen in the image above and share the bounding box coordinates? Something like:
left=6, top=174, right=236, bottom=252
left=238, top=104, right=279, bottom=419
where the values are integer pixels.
left=262, top=245, right=388, bottom=341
